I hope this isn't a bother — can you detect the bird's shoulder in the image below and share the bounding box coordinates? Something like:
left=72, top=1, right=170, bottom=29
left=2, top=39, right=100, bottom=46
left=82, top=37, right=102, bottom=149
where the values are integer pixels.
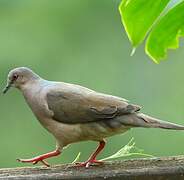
left=45, top=81, right=130, bottom=108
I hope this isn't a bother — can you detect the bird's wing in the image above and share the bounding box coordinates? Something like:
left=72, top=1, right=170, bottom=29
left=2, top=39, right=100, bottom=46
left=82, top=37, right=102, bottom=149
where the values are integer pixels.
left=46, top=87, right=141, bottom=124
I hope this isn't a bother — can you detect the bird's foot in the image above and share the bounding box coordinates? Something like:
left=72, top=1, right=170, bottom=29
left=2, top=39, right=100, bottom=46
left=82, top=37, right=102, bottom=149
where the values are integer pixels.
left=17, top=149, right=61, bottom=167
left=75, top=159, right=104, bottom=168
left=17, top=157, right=50, bottom=167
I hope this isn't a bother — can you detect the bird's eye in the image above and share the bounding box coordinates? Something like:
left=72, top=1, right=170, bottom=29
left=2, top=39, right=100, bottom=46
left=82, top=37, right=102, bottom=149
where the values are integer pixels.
left=13, top=74, right=18, bottom=80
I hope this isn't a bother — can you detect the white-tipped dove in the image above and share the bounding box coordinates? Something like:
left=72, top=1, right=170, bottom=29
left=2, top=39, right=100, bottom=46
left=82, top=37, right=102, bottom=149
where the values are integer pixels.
left=3, top=67, right=184, bottom=167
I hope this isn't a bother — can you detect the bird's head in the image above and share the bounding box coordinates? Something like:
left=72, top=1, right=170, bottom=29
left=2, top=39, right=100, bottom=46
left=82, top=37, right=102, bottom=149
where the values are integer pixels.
left=3, top=67, right=40, bottom=94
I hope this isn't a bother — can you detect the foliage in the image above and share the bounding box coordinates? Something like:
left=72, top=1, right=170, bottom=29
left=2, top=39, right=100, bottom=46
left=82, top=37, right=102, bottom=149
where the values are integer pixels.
left=72, top=138, right=153, bottom=163
left=119, top=0, right=184, bottom=63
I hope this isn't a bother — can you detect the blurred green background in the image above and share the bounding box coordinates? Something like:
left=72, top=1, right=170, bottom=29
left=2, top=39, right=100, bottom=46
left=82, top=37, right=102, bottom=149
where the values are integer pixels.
left=1, top=0, right=184, bottom=168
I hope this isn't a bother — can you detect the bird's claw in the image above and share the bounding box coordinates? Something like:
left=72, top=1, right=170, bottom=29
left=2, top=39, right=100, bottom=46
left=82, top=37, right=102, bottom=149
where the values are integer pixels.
left=75, top=159, right=104, bottom=168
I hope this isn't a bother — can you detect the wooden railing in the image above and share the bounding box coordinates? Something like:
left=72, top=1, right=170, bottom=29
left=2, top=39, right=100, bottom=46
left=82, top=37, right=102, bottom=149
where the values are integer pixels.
left=1, top=156, right=184, bottom=179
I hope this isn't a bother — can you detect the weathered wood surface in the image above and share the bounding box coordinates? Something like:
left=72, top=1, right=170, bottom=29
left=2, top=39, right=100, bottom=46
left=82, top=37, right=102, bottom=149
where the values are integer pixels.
left=1, top=156, right=184, bottom=180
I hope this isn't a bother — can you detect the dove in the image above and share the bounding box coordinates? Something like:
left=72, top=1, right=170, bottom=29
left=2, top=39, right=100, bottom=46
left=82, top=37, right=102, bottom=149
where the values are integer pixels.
left=3, top=67, right=184, bottom=168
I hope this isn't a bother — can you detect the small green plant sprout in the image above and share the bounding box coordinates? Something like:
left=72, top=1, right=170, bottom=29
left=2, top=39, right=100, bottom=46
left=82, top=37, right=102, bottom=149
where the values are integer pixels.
left=100, top=138, right=153, bottom=161
left=71, top=152, right=81, bottom=164
left=71, top=138, right=153, bottom=164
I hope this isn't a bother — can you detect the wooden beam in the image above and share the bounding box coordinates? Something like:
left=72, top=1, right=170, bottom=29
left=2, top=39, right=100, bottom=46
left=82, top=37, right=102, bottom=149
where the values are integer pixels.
left=1, top=156, right=184, bottom=179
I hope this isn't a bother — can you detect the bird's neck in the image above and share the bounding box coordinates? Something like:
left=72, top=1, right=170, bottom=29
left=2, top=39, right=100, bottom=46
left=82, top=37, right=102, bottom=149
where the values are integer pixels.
left=19, top=78, right=42, bottom=92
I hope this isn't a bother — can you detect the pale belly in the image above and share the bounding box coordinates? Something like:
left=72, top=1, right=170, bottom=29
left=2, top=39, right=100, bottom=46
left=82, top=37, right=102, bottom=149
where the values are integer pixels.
left=44, top=118, right=130, bottom=148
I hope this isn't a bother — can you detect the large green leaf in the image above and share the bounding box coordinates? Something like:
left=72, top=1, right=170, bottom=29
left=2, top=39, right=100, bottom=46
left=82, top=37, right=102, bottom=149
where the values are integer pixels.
left=146, top=2, right=184, bottom=63
left=119, top=0, right=170, bottom=47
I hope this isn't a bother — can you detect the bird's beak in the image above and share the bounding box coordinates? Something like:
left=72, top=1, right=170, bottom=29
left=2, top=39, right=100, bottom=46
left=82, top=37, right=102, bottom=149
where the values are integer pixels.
left=3, top=81, right=12, bottom=94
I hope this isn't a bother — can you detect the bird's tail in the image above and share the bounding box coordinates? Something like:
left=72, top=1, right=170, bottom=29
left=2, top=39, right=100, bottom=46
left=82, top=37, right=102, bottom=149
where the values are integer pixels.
left=135, top=113, right=184, bottom=130
left=118, top=113, right=184, bottom=130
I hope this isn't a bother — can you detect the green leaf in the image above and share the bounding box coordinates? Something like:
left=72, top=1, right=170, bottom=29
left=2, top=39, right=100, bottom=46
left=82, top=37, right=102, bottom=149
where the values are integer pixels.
left=71, top=152, right=81, bottom=164
left=100, top=138, right=154, bottom=161
left=71, top=138, right=153, bottom=164
left=146, top=1, right=184, bottom=63
left=119, top=0, right=170, bottom=47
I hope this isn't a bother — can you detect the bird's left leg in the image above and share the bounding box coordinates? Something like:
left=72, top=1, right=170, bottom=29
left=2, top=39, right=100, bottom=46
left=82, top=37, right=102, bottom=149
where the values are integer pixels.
left=75, top=140, right=106, bottom=168
left=17, top=148, right=61, bottom=167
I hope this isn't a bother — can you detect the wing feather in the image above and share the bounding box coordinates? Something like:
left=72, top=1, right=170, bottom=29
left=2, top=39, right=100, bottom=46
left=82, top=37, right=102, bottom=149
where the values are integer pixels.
left=46, top=88, right=141, bottom=124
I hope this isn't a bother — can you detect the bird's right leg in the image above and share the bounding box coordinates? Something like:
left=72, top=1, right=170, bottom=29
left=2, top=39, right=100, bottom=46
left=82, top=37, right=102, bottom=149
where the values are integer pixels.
left=75, top=140, right=106, bottom=168
left=17, top=148, right=61, bottom=167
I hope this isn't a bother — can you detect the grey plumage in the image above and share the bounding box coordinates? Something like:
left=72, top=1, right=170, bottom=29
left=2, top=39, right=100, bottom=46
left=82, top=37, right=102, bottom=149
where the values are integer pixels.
left=46, top=85, right=184, bottom=131
left=3, top=67, right=184, bottom=167
left=46, top=89, right=140, bottom=124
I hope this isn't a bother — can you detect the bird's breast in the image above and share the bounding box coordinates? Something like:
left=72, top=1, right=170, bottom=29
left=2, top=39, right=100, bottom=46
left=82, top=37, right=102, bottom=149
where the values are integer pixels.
left=22, top=87, right=53, bottom=129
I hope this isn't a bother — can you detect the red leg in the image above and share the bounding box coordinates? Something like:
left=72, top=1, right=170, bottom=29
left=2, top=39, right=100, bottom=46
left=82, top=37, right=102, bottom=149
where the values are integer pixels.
left=75, top=140, right=106, bottom=168
left=17, top=149, right=61, bottom=167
